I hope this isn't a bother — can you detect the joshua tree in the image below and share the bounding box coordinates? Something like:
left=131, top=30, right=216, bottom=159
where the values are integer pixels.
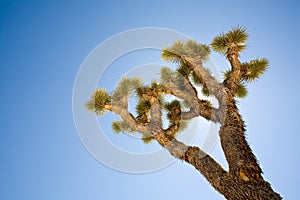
left=86, top=27, right=282, bottom=199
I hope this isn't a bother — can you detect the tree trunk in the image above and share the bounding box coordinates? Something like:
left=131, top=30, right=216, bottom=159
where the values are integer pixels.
left=152, top=94, right=282, bottom=199
left=154, top=129, right=282, bottom=199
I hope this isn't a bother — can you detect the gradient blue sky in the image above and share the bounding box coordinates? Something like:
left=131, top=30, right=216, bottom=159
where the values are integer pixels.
left=1, top=0, right=300, bottom=199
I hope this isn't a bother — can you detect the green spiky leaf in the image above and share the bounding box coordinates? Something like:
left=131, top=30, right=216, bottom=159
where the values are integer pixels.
left=161, top=40, right=210, bottom=63
left=185, top=40, right=210, bottom=60
left=235, top=82, right=248, bottom=98
left=136, top=87, right=146, bottom=98
left=178, top=121, right=189, bottom=132
left=211, top=26, right=248, bottom=55
left=112, top=121, right=122, bottom=133
left=86, top=89, right=111, bottom=115
left=136, top=100, right=151, bottom=116
left=226, top=26, right=248, bottom=45
left=223, top=69, right=232, bottom=80
left=164, top=99, right=181, bottom=111
left=111, top=120, right=135, bottom=133
left=211, top=33, right=228, bottom=54
left=201, top=87, right=210, bottom=97
left=130, top=77, right=143, bottom=89
left=160, top=67, right=172, bottom=83
left=168, top=121, right=189, bottom=138
left=112, top=77, right=142, bottom=101
left=242, top=58, right=269, bottom=81
left=141, top=135, right=155, bottom=144
left=177, top=63, right=191, bottom=77
left=164, top=100, right=182, bottom=122
left=151, top=81, right=160, bottom=90
left=191, top=71, right=202, bottom=86
left=161, top=40, right=185, bottom=63
left=136, top=82, right=163, bottom=102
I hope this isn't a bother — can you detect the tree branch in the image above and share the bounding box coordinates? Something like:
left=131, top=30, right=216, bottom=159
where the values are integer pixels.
left=218, top=99, right=263, bottom=183
left=223, top=44, right=243, bottom=95
left=178, top=53, right=263, bottom=182
left=154, top=130, right=228, bottom=195
left=180, top=55, right=226, bottom=102
left=162, top=77, right=220, bottom=122
left=106, top=94, right=228, bottom=191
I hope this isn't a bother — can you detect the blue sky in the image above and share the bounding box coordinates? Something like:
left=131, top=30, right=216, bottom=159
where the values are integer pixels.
left=1, top=0, right=299, bottom=199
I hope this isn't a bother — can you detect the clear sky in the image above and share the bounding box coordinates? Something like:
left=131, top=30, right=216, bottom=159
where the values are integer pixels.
left=1, top=0, right=299, bottom=199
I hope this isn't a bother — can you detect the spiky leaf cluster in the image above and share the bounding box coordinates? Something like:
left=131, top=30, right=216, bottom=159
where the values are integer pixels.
left=177, top=63, right=191, bottom=77
left=241, top=58, right=269, bottom=81
left=136, top=100, right=151, bottom=116
left=191, top=70, right=211, bottom=96
left=185, top=40, right=210, bottom=60
left=161, top=40, right=210, bottom=63
left=161, top=40, right=184, bottom=63
left=135, top=99, right=151, bottom=124
left=136, top=81, right=163, bottom=101
left=86, top=89, right=111, bottom=115
left=160, top=67, right=188, bottom=91
left=161, top=59, right=211, bottom=98
left=191, top=71, right=204, bottom=86
left=235, top=82, right=248, bottom=98
left=223, top=69, right=232, bottom=80
left=141, top=135, right=155, bottom=144
left=178, top=121, right=188, bottom=133
left=160, top=67, right=172, bottom=84
left=112, top=120, right=135, bottom=133
left=164, top=100, right=182, bottom=123
left=201, top=87, right=210, bottom=97
left=166, top=121, right=189, bottom=139
left=223, top=58, right=268, bottom=98
left=112, top=77, right=142, bottom=101
left=211, top=26, right=248, bottom=55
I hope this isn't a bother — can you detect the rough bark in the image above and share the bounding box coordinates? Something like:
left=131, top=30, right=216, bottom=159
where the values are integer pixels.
left=154, top=131, right=282, bottom=200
